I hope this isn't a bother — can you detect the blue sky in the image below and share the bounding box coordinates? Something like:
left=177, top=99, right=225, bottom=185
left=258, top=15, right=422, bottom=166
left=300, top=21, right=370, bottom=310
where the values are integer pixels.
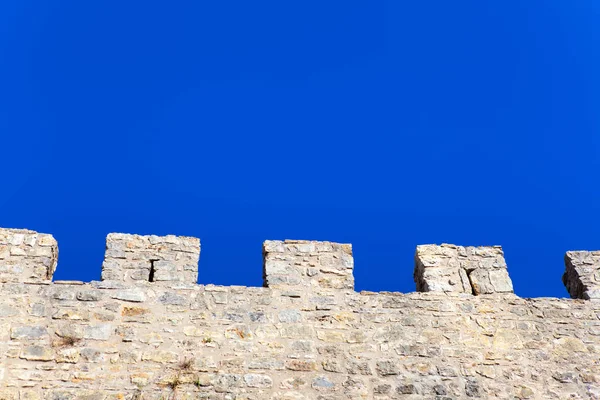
left=1, top=1, right=598, bottom=297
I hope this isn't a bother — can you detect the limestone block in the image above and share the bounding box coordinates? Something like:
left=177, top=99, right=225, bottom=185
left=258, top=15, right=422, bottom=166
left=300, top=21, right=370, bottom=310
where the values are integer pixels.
left=19, top=346, right=54, bottom=361
left=414, top=244, right=513, bottom=295
left=10, top=326, right=48, bottom=340
left=469, top=268, right=513, bottom=295
left=244, top=373, right=274, bottom=388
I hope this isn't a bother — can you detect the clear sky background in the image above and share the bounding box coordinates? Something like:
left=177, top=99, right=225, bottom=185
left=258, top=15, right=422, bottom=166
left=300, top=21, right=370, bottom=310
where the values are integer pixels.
left=1, top=1, right=598, bottom=298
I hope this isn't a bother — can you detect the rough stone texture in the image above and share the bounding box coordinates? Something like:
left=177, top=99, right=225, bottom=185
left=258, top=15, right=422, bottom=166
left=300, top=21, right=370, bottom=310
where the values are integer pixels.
left=263, top=240, right=354, bottom=292
left=564, top=251, right=600, bottom=299
left=101, top=233, right=200, bottom=285
left=414, top=244, right=513, bottom=295
left=1, top=228, right=600, bottom=400
left=0, top=228, right=58, bottom=283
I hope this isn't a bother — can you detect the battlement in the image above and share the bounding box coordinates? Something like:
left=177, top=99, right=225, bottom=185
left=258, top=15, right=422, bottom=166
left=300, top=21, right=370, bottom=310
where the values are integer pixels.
left=263, top=240, right=354, bottom=292
left=0, top=227, right=594, bottom=300
left=1, top=226, right=599, bottom=399
left=414, top=244, right=513, bottom=295
left=0, top=228, right=58, bottom=283
left=101, top=233, right=200, bottom=285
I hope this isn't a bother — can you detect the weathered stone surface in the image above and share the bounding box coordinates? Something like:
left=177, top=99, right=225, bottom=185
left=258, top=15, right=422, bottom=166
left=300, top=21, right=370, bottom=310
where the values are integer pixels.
left=244, top=373, right=273, bottom=388
left=19, top=346, right=53, bottom=361
left=76, top=291, right=102, bottom=301
left=0, top=229, right=57, bottom=283
left=101, top=232, right=200, bottom=285
left=564, top=251, right=600, bottom=299
left=0, top=305, right=18, bottom=317
left=263, top=240, right=354, bottom=291
left=111, top=288, right=146, bottom=302
left=83, top=324, right=113, bottom=340
left=279, top=309, right=302, bottom=323
left=10, top=326, right=48, bottom=340
left=414, top=243, right=513, bottom=295
left=55, top=348, right=80, bottom=363
left=0, top=226, right=599, bottom=399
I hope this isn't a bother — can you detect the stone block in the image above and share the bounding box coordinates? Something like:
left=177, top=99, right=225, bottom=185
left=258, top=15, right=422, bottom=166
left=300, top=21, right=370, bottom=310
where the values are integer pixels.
left=10, top=326, right=48, bottom=340
left=19, top=346, right=54, bottom=361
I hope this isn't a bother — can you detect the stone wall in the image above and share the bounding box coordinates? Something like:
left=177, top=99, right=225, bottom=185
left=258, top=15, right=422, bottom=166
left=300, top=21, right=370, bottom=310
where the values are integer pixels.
left=1, top=228, right=599, bottom=400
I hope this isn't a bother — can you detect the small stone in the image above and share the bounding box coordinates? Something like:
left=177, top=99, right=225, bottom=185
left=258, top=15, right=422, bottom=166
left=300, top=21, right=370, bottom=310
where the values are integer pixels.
left=52, top=308, right=90, bottom=320
left=285, top=360, right=317, bottom=371
left=249, top=312, right=267, bottom=322
left=376, top=360, right=400, bottom=376
left=0, top=305, right=17, bottom=317
left=312, top=377, right=335, bottom=390
left=517, top=386, right=535, bottom=399
left=121, top=306, right=149, bottom=317
left=76, top=291, right=102, bottom=301
left=212, top=292, right=228, bottom=304
left=20, top=346, right=53, bottom=361
left=17, top=390, right=41, bottom=400
left=11, top=326, right=48, bottom=340
left=279, top=310, right=302, bottom=323
left=80, top=348, right=103, bottom=363
left=244, top=374, right=273, bottom=388
left=111, top=289, right=146, bottom=302
left=322, top=360, right=343, bottom=373
left=465, top=378, right=481, bottom=397
left=374, top=384, right=392, bottom=394
left=83, top=324, right=113, bottom=341
left=56, top=348, right=80, bottom=363
left=247, top=358, right=284, bottom=370
left=131, top=372, right=151, bottom=386
left=158, top=292, right=187, bottom=305
left=433, top=384, right=447, bottom=395
left=141, top=350, right=178, bottom=363
left=552, top=372, right=577, bottom=383
left=397, top=384, right=416, bottom=394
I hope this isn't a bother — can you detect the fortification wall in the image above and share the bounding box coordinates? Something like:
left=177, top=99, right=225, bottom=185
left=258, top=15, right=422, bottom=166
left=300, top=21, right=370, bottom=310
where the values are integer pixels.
left=0, top=227, right=599, bottom=400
